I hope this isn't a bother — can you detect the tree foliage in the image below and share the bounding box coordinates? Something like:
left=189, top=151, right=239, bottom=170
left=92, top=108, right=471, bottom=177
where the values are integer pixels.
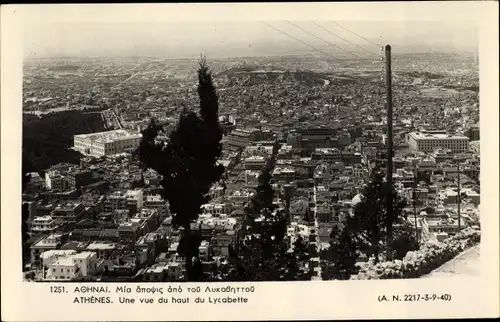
left=348, top=167, right=408, bottom=262
left=226, top=143, right=311, bottom=281
left=321, top=225, right=359, bottom=280
left=292, top=235, right=310, bottom=263
left=247, top=157, right=277, bottom=220
left=22, top=111, right=106, bottom=173
left=137, top=58, right=224, bottom=281
left=392, top=224, right=419, bottom=260
left=227, top=210, right=311, bottom=281
left=227, top=208, right=290, bottom=281
left=321, top=166, right=417, bottom=280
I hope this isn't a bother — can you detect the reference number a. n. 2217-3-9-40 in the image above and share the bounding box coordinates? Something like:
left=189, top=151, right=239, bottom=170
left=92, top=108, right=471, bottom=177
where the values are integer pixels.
left=378, top=294, right=452, bottom=302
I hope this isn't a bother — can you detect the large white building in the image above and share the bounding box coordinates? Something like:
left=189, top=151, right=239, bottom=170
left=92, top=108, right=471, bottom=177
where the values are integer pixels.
left=126, top=189, right=144, bottom=210
left=45, top=251, right=99, bottom=281
left=406, top=130, right=469, bottom=153
left=73, top=129, right=142, bottom=157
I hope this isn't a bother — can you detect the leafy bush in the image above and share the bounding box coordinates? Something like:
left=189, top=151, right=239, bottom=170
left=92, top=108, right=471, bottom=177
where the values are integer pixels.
left=350, top=228, right=480, bottom=280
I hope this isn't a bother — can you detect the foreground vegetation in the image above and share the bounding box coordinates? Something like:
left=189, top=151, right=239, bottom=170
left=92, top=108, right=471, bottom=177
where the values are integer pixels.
left=23, top=111, right=107, bottom=174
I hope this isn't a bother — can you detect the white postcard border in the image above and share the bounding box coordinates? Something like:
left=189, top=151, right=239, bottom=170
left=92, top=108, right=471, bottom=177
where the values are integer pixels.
left=1, top=2, right=498, bottom=321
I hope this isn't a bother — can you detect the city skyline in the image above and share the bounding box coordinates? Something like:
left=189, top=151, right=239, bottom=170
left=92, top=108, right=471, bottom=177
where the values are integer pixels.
left=24, top=21, right=478, bottom=59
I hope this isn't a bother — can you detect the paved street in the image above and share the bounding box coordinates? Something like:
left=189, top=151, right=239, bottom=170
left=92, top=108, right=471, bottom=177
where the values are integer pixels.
left=425, top=245, right=481, bottom=278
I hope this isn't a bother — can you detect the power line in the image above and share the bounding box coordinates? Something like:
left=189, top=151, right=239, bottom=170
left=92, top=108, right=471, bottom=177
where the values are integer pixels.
left=285, top=21, right=364, bottom=59
left=313, top=21, right=381, bottom=57
left=312, top=21, right=381, bottom=57
left=260, top=21, right=341, bottom=60
left=331, top=21, right=383, bottom=48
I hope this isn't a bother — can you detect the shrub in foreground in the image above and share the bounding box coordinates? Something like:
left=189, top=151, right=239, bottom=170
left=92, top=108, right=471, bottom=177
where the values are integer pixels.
left=350, top=228, right=480, bottom=280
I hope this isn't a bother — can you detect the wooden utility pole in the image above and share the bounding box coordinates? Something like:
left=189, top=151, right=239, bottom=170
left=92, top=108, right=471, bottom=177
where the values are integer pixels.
left=385, top=45, right=394, bottom=261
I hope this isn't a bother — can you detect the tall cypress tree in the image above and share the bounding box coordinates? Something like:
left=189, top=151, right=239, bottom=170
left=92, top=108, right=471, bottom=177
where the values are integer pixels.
left=248, top=157, right=276, bottom=219
left=226, top=144, right=310, bottom=281
left=349, top=167, right=407, bottom=262
left=138, top=58, right=224, bottom=281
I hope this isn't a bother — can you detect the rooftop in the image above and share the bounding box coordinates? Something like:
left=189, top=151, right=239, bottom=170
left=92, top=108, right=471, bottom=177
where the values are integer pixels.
left=74, top=129, right=141, bottom=143
left=86, top=242, right=116, bottom=250
left=71, top=251, right=96, bottom=259
left=52, top=257, right=77, bottom=266
left=33, top=215, right=54, bottom=222
left=32, top=234, right=63, bottom=248
left=61, top=241, right=90, bottom=250
left=53, top=202, right=82, bottom=211
left=314, top=148, right=340, bottom=154
left=245, top=156, right=266, bottom=161
left=409, top=131, right=468, bottom=140
left=41, top=250, right=76, bottom=259
left=118, top=221, right=141, bottom=230
left=126, top=189, right=143, bottom=197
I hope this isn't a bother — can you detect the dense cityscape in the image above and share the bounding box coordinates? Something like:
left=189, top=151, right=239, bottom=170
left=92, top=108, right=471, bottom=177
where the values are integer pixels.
left=21, top=34, right=480, bottom=282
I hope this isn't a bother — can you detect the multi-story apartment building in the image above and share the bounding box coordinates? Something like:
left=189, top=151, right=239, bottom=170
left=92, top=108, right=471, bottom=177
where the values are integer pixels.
left=136, top=208, right=162, bottom=233
left=51, top=202, right=86, bottom=222
left=143, top=194, right=170, bottom=219
left=117, top=222, right=142, bottom=247
left=104, top=191, right=129, bottom=212
left=125, top=189, right=144, bottom=210
left=31, top=216, right=59, bottom=234
left=67, top=169, right=94, bottom=189
left=290, top=128, right=338, bottom=156
left=311, top=148, right=341, bottom=163
left=226, top=128, right=266, bottom=149
left=243, top=155, right=267, bottom=171
left=45, top=170, right=68, bottom=192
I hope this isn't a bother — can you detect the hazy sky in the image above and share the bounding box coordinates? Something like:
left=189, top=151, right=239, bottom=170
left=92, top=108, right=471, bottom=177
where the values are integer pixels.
left=23, top=7, right=479, bottom=59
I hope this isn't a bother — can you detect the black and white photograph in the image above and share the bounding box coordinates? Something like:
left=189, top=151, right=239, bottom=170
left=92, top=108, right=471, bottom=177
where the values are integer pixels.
left=2, top=2, right=499, bottom=321
left=19, top=16, right=483, bottom=284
